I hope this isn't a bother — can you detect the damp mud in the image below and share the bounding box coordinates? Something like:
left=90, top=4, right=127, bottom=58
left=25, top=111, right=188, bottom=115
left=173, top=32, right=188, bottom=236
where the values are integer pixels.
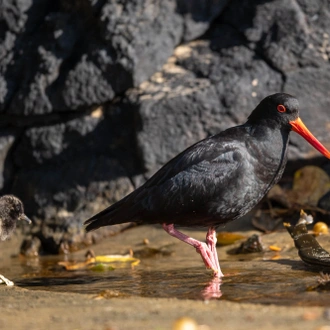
left=1, top=222, right=330, bottom=329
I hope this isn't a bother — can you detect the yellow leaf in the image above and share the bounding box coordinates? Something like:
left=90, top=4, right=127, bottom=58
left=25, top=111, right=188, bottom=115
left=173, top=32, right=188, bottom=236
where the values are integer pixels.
left=269, top=245, right=282, bottom=252
left=58, top=254, right=140, bottom=271
left=217, top=232, right=246, bottom=246
left=94, top=254, right=140, bottom=266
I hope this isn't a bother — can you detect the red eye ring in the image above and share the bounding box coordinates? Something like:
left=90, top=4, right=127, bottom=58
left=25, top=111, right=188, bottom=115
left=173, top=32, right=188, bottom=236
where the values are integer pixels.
left=277, top=104, right=286, bottom=113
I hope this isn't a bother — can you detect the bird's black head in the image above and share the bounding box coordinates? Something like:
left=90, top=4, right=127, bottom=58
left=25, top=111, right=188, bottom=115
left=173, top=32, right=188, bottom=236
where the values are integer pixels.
left=248, top=93, right=299, bottom=129
left=248, top=93, right=330, bottom=159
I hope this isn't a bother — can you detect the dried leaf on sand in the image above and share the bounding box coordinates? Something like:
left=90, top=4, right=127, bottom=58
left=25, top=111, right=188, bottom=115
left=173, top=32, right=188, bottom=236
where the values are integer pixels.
left=59, top=253, right=140, bottom=271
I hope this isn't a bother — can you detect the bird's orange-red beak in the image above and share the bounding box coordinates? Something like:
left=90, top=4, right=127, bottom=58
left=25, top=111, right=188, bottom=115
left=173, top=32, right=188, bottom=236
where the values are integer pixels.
left=290, top=117, right=330, bottom=159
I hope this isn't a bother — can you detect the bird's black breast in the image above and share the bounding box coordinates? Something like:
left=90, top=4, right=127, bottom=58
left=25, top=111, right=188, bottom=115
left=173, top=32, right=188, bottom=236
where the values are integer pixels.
left=128, top=124, right=290, bottom=227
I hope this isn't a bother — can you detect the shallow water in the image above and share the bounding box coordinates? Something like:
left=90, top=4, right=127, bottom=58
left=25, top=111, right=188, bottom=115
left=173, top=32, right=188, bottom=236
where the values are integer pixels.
left=10, top=251, right=330, bottom=306
left=3, top=225, right=330, bottom=306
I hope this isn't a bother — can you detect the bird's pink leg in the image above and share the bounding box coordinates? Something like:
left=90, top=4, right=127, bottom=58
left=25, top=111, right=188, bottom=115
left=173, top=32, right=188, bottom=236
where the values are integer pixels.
left=206, top=227, right=223, bottom=277
left=162, top=223, right=222, bottom=278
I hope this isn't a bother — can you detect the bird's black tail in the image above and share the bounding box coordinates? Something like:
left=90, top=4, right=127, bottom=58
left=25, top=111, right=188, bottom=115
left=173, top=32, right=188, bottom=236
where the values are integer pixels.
left=84, top=196, right=140, bottom=232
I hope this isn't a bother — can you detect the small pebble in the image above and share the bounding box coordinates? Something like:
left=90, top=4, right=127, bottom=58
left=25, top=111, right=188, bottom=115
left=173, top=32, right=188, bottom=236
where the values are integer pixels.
left=173, top=317, right=199, bottom=330
left=251, top=78, right=258, bottom=86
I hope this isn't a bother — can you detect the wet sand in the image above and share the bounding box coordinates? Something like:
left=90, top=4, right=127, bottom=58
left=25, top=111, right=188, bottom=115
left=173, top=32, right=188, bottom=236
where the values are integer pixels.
left=1, top=224, right=330, bottom=329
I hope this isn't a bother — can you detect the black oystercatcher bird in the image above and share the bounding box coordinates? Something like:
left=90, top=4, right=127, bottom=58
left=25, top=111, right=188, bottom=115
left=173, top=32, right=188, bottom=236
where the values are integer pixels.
left=0, top=195, right=31, bottom=286
left=84, top=93, right=330, bottom=278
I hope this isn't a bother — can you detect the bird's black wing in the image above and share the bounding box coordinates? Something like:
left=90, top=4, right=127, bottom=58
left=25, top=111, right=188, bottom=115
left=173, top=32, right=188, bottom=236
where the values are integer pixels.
left=135, top=137, right=248, bottom=225
left=85, top=127, right=251, bottom=231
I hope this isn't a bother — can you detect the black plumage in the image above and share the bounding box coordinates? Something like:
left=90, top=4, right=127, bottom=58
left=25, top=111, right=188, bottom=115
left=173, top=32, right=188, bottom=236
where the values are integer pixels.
left=84, top=93, right=330, bottom=277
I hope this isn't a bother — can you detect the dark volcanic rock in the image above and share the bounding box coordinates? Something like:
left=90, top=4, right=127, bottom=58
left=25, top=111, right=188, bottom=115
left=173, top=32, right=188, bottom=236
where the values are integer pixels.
left=130, top=25, right=282, bottom=172
left=7, top=9, right=81, bottom=115
left=14, top=113, right=103, bottom=168
left=11, top=102, right=139, bottom=253
left=97, top=0, right=183, bottom=87
left=13, top=103, right=137, bottom=169
left=1, top=0, right=330, bottom=254
left=0, top=0, right=51, bottom=112
left=222, top=0, right=330, bottom=72
left=176, top=0, right=230, bottom=41
left=13, top=155, right=135, bottom=254
left=12, top=156, right=134, bottom=220
left=131, top=66, right=222, bottom=172
left=176, top=25, right=282, bottom=122
left=0, top=129, right=17, bottom=191
left=1, top=0, right=227, bottom=115
left=1, top=0, right=229, bottom=253
left=11, top=100, right=139, bottom=219
left=285, top=67, right=330, bottom=159
left=58, top=52, right=119, bottom=111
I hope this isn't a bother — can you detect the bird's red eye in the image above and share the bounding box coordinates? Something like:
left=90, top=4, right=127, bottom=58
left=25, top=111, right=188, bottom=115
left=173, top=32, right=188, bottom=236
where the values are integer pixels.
left=277, top=104, right=286, bottom=113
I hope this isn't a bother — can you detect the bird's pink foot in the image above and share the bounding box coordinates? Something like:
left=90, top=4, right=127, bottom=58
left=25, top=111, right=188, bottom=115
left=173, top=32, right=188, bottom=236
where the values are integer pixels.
left=194, top=241, right=222, bottom=278
left=162, top=223, right=223, bottom=278
left=206, top=227, right=223, bottom=277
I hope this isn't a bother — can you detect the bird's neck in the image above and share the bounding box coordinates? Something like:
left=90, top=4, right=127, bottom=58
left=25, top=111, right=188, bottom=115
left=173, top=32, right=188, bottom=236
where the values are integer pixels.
left=246, top=117, right=290, bottom=132
left=244, top=117, right=290, bottom=140
left=243, top=120, right=291, bottom=191
left=243, top=120, right=291, bottom=164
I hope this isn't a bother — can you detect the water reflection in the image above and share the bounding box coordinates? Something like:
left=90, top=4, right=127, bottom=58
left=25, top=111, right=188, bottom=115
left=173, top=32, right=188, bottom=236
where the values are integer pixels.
left=17, top=267, right=223, bottom=301
left=6, top=252, right=330, bottom=306
left=200, top=277, right=222, bottom=300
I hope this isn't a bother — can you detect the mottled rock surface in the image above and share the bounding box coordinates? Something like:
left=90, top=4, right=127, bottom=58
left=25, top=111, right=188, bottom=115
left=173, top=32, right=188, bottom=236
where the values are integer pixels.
left=0, top=0, right=330, bottom=253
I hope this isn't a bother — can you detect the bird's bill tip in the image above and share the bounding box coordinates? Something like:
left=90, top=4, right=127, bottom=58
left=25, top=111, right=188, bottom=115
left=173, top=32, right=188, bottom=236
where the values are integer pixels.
left=19, top=214, right=32, bottom=224
left=289, top=117, right=330, bottom=159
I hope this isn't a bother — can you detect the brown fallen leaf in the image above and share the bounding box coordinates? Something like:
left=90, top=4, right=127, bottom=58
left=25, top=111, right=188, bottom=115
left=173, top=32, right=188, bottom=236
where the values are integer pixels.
left=58, top=260, right=94, bottom=271
left=289, top=166, right=330, bottom=207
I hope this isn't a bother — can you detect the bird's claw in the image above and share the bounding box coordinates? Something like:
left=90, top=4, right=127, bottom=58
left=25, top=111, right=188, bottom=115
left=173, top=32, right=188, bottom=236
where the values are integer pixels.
left=194, top=242, right=223, bottom=277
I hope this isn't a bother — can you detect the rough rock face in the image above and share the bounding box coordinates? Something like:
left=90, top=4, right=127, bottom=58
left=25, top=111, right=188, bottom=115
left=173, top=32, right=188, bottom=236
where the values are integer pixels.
left=130, top=0, right=330, bottom=172
left=285, top=67, right=330, bottom=158
left=0, top=130, right=17, bottom=191
left=1, top=0, right=228, bottom=115
left=11, top=104, right=139, bottom=254
left=0, top=0, right=330, bottom=253
left=130, top=24, right=283, bottom=172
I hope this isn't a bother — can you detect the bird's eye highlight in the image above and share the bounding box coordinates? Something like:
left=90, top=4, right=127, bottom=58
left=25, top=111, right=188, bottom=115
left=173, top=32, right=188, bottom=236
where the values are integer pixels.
left=277, top=104, right=286, bottom=113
